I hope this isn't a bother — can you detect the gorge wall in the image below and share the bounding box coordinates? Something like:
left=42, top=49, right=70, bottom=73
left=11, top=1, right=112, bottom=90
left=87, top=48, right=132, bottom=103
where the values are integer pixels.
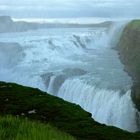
left=118, top=20, right=140, bottom=111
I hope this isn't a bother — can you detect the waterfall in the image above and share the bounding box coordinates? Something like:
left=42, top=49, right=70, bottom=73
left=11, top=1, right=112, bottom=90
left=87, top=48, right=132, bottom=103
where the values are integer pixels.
left=0, top=21, right=139, bottom=132
left=47, top=76, right=56, bottom=94
left=58, top=78, right=140, bottom=132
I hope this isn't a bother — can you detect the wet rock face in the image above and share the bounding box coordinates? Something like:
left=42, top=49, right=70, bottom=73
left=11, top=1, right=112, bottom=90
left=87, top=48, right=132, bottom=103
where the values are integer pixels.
left=118, top=20, right=140, bottom=111
left=131, top=84, right=140, bottom=111
left=41, top=68, right=87, bottom=95
left=0, top=16, right=14, bottom=33
left=0, top=16, right=13, bottom=24
left=62, top=68, right=87, bottom=77
left=0, top=42, right=25, bottom=67
left=41, top=72, right=54, bottom=89
left=51, top=75, right=67, bottom=95
left=0, top=16, right=39, bottom=33
left=73, top=35, right=86, bottom=48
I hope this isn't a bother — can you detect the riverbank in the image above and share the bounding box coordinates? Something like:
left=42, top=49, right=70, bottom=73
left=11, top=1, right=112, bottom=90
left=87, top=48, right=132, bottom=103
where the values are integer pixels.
left=118, top=20, right=140, bottom=111
left=0, top=81, right=140, bottom=140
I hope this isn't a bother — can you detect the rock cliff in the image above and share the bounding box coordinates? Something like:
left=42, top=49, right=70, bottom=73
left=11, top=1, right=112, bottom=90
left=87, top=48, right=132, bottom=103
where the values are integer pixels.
left=118, top=20, right=140, bottom=111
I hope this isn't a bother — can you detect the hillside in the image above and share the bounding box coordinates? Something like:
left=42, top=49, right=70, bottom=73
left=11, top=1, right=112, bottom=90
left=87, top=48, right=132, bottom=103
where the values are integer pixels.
left=0, top=115, right=75, bottom=140
left=118, top=20, right=140, bottom=111
left=0, top=81, right=140, bottom=140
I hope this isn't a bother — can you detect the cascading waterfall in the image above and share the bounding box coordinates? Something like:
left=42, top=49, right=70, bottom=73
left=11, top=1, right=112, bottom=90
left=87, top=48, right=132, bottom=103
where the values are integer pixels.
left=0, top=21, right=139, bottom=132
left=58, top=78, right=139, bottom=132
left=47, top=76, right=56, bottom=94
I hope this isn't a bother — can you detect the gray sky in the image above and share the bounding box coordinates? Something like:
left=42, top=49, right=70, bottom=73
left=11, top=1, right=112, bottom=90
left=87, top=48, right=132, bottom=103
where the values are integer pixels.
left=0, top=0, right=140, bottom=18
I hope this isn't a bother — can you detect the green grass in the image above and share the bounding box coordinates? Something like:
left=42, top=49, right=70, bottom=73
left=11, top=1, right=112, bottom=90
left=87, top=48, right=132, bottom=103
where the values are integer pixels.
left=0, top=81, right=140, bottom=140
left=0, top=115, right=76, bottom=140
left=127, top=20, right=140, bottom=31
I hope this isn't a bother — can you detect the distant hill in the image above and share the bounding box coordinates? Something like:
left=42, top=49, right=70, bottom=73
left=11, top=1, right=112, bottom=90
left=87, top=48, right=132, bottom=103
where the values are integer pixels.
left=0, top=16, right=113, bottom=33
left=0, top=16, right=40, bottom=33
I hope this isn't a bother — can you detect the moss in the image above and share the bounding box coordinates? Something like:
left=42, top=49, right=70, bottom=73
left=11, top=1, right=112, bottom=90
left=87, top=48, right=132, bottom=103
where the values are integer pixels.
left=0, top=81, right=140, bottom=140
left=127, top=20, right=140, bottom=31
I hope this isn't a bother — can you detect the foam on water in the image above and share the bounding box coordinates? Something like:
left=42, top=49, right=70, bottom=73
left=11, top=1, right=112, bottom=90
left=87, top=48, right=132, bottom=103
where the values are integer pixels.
left=58, top=78, right=139, bottom=132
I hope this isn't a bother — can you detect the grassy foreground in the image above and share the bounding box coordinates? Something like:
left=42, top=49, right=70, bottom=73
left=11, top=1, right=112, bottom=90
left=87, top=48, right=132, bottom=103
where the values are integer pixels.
left=0, top=115, right=75, bottom=140
left=0, top=81, right=140, bottom=140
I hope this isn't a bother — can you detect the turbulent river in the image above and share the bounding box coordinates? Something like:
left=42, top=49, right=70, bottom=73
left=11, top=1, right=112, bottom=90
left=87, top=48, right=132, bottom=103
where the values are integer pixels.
left=0, top=23, right=140, bottom=132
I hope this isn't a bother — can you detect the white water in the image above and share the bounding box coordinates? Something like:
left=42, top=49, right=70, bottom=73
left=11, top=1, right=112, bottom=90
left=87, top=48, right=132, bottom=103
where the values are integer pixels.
left=58, top=79, right=138, bottom=131
left=0, top=22, right=139, bottom=132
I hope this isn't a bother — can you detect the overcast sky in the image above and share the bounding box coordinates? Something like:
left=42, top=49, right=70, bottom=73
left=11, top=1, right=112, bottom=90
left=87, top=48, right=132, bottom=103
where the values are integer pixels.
left=0, top=0, right=140, bottom=18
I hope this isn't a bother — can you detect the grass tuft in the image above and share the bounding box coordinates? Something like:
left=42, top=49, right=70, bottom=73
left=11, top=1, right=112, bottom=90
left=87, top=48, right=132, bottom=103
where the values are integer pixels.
left=0, top=115, right=76, bottom=140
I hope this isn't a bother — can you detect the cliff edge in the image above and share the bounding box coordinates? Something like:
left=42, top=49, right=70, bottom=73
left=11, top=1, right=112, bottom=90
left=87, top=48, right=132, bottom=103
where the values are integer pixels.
left=1, top=81, right=140, bottom=140
left=118, top=20, right=140, bottom=111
